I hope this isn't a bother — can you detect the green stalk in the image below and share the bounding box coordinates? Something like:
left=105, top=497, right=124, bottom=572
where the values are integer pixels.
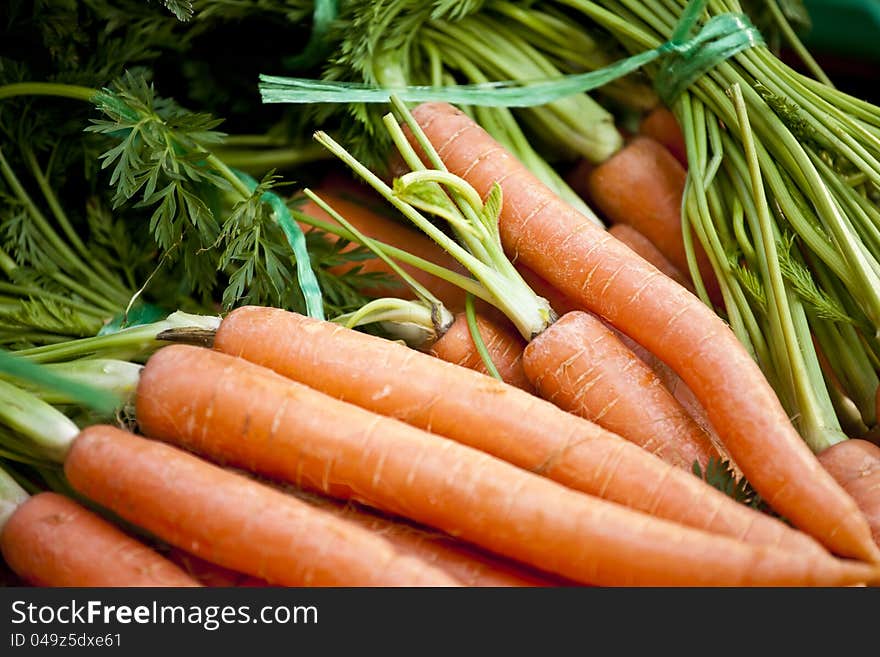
left=14, top=311, right=220, bottom=364
left=0, top=379, right=79, bottom=462
left=0, top=148, right=125, bottom=313
left=811, top=318, right=878, bottom=427
left=427, top=14, right=622, bottom=163
left=387, top=97, right=555, bottom=338
left=314, top=126, right=552, bottom=341
left=0, top=83, right=95, bottom=102
left=210, top=142, right=333, bottom=173
left=30, top=359, right=143, bottom=406
left=20, top=146, right=130, bottom=301
left=290, top=209, right=487, bottom=299
left=0, top=465, right=29, bottom=530
left=0, top=283, right=109, bottom=318
left=730, top=83, right=844, bottom=452
left=464, top=292, right=502, bottom=381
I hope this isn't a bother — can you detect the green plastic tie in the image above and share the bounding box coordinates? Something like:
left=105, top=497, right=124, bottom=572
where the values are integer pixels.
left=233, top=170, right=325, bottom=320
left=259, top=0, right=763, bottom=109
left=655, top=11, right=764, bottom=105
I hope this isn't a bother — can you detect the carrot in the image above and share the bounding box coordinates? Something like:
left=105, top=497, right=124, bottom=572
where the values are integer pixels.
left=64, top=425, right=462, bottom=587
left=515, top=264, right=581, bottom=316
left=429, top=291, right=720, bottom=468
left=563, top=158, right=596, bottom=201
left=409, top=101, right=880, bottom=563
left=135, top=343, right=877, bottom=586
left=212, top=307, right=828, bottom=557
left=639, top=106, right=688, bottom=167
left=607, top=223, right=693, bottom=291
left=818, top=440, right=880, bottom=548
left=522, top=258, right=725, bottom=456
left=586, top=136, right=720, bottom=302
left=609, top=325, right=728, bottom=457
left=294, top=491, right=562, bottom=586
left=0, top=492, right=201, bottom=587
left=430, top=312, right=532, bottom=391
left=298, top=190, right=468, bottom=309
left=523, top=311, right=720, bottom=471
left=161, top=548, right=269, bottom=587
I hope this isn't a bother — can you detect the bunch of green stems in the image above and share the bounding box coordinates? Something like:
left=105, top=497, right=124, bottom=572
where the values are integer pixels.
left=563, top=0, right=880, bottom=449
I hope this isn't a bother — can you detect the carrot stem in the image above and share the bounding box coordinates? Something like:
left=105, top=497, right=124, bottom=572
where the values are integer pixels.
left=0, top=465, right=29, bottom=531
left=464, top=292, right=502, bottom=381
left=0, top=379, right=79, bottom=461
left=314, top=118, right=553, bottom=340
left=12, top=311, right=220, bottom=364
left=729, top=83, right=844, bottom=452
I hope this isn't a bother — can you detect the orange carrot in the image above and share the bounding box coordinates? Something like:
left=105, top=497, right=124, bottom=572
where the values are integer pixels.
left=161, top=548, right=269, bottom=587
left=609, top=325, right=728, bottom=458
left=409, top=101, right=880, bottom=563
left=64, top=425, right=462, bottom=587
left=135, top=343, right=877, bottom=586
left=213, top=306, right=827, bottom=558
left=563, top=158, right=596, bottom=201
left=818, top=440, right=880, bottom=548
left=586, top=136, right=720, bottom=302
left=0, top=492, right=201, bottom=587
left=608, top=223, right=693, bottom=291
left=430, top=312, right=533, bottom=391
left=523, top=311, right=720, bottom=471
left=524, top=262, right=725, bottom=456
left=294, top=491, right=562, bottom=586
left=515, top=264, right=581, bottom=316
left=639, top=106, right=688, bottom=167
left=299, top=190, right=468, bottom=309
left=519, top=260, right=718, bottom=447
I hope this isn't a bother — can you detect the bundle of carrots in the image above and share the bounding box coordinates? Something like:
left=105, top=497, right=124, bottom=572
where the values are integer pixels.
left=0, top=318, right=874, bottom=587
left=4, top=0, right=880, bottom=589
left=3, top=112, right=880, bottom=586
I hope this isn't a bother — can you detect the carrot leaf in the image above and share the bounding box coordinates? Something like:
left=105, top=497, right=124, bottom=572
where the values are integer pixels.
left=693, top=457, right=769, bottom=513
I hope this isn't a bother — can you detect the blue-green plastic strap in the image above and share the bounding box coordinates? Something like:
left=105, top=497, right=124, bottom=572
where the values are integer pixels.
left=657, top=12, right=765, bottom=105
left=259, top=0, right=762, bottom=109
left=233, top=170, right=325, bottom=320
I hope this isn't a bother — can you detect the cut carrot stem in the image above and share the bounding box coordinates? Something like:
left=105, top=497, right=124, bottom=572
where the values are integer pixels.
left=64, top=425, right=462, bottom=588
left=213, top=306, right=828, bottom=558
left=431, top=312, right=531, bottom=391
left=0, top=491, right=202, bottom=587
left=136, top=343, right=877, bottom=587
left=523, top=311, right=720, bottom=471
left=297, top=190, right=469, bottom=310
left=818, top=439, right=880, bottom=549
left=409, top=101, right=880, bottom=563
